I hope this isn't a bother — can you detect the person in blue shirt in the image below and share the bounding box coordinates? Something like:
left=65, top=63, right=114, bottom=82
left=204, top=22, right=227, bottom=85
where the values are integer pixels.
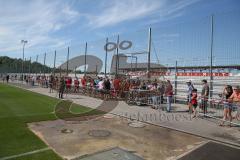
left=186, top=80, right=194, bottom=113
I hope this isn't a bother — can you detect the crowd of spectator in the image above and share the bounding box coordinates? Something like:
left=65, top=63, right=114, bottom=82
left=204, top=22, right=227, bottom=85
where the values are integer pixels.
left=1, top=73, right=239, bottom=126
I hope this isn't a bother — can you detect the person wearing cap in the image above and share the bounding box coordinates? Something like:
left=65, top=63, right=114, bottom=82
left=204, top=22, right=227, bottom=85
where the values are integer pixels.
left=201, top=79, right=209, bottom=115
left=228, top=85, right=240, bottom=122
left=186, top=80, right=194, bottom=113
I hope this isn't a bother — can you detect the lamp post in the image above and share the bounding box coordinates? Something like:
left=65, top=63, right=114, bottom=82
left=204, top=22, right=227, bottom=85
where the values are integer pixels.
left=21, top=40, right=27, bottom=82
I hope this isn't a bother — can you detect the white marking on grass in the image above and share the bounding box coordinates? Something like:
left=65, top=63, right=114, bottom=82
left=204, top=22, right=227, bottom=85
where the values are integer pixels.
left=0, top=147, right=51, bottom=160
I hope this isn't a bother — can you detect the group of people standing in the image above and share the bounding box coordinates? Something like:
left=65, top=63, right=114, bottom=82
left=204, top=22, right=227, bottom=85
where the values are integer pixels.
left=186, top=79, right=209, bottom=118
left=186, top=79, right=240, bottom=126
left=11, top=73, right=238, bottom=126
left=56, top=76, right=173, bottom=102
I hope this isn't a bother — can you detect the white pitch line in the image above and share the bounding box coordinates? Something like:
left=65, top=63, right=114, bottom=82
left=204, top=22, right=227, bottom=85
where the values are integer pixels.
left=0, top=147, right=51, bottom=160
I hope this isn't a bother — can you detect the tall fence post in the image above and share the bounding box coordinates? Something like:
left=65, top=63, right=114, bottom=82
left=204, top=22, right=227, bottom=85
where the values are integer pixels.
left=209, top=14, right=214, bottom=105
left=35, top=55, right=38, bottom=76
left=43, top=53, right=46, bottom=76
left=174, top=60, right=178, bottom=103
left=28, top=57, right=31, bottom=75
left=147, top=27, right=152, bottom=79
left=53, top=50, right=56, bottom=76
left=66, top=47, right=69, bottom=76
left=104, top=38, right=108, bottom=77
left=74, top=67, right=77, bottom=77
left=116, top=35, right=120, bottom=77
left=84, top=42, right=87, bottom=77
left=96, top=65, right=98, bottom=76
left=60, top=66, right=62, bottom=77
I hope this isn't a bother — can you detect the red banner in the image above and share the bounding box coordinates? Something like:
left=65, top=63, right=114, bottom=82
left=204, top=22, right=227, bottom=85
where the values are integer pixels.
left=176, top=72, right=230, bottom=77
left=127, top=72, right=231, bottom=77
left=127, top=71, right=170, bottom=76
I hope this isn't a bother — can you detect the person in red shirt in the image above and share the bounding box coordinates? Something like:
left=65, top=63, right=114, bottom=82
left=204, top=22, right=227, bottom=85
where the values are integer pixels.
left=66, top=77, right=71, bottom=92
left=74, top=77, right=79, bottom=93
left=191, top=89, right=198, bottom=118
left=113, top=77, right=120, bottom=97
left=124, top=79, right=130, bottom=92
left=81, top=76, right=86, bottom=93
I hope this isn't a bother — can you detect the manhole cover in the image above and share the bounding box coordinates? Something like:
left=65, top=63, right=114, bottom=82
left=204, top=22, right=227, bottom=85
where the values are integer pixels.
left=61, top=129, right=73, bottom=134
left=88, top=129, right=111, bottom=138
left=128, top=121, right=146, bottom=128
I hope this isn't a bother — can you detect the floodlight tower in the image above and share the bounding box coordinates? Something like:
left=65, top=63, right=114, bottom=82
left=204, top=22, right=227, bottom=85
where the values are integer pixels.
left=21, top=40, right=28, bottom=81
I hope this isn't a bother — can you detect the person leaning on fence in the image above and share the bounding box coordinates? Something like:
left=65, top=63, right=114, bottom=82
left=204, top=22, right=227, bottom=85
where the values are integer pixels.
left=165, top=80, right=173, bottom=112
left=219, top=85, right=233, bottom=127
left=228, top=85, right=240, bottom=121
left=201, top=79, right=209, bottom=115
left=58, top=77, right=66, bottom=99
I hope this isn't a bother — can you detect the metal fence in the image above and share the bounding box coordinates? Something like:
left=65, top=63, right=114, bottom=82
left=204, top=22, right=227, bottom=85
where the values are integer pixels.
left=1, top=11, right=240, bottom=125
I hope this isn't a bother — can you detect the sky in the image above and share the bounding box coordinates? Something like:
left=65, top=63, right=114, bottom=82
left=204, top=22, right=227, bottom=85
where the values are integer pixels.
left=0, top=0, right=239, bottom=68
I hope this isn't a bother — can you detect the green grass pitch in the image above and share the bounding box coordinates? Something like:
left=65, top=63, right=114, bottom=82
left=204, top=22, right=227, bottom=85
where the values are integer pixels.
left=0, top=83, right=95, bottom=160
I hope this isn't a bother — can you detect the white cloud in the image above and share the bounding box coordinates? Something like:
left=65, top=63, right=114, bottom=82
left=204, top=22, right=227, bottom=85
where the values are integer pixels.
left=0, top=0, right=199, bottom=56
left=86, top=0, right=199, bottom=28
left=87, top=0, right=163, bottom=28
left=156, top=0, right=200, bottom=19
left=0, top=0, right=80, bottom=54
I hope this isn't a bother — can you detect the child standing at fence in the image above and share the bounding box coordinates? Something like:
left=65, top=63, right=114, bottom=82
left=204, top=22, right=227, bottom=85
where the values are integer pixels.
left=191, top=89, right=198, bottom=118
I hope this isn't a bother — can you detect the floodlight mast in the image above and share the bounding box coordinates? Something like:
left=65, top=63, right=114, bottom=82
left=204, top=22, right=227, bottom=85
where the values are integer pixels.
left=21, top=40, right=28, bottom=82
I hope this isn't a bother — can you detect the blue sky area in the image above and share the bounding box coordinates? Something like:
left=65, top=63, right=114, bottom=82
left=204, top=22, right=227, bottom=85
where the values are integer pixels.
left=0, top=0, right=239, bottom=68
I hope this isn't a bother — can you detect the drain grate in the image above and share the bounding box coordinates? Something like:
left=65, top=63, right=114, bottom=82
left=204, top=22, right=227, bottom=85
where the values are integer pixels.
left=88, top=129, right=111, bottom=138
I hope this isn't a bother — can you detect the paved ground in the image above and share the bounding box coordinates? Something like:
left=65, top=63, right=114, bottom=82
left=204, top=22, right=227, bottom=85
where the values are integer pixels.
left=28, top=116, right=205, bottom=160
left=5, top=81, right=240, bottom=159
left=18, top=83, right=240, bottom=147
left=178, top=141, right=240, bottom=160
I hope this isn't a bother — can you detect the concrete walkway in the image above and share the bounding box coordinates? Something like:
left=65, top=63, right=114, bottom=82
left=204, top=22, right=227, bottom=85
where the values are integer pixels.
left=8, top=81, right=240, bottom=147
